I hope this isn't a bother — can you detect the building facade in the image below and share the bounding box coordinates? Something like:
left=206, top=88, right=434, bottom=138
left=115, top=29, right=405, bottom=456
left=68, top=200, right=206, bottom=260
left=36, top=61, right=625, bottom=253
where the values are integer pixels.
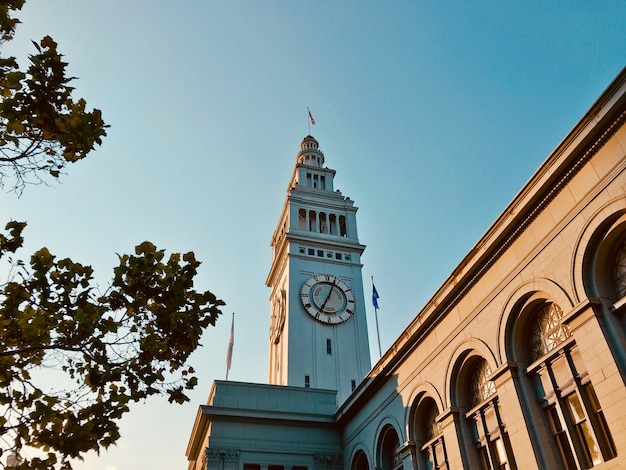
left=187, top=69, right=626, bottom=470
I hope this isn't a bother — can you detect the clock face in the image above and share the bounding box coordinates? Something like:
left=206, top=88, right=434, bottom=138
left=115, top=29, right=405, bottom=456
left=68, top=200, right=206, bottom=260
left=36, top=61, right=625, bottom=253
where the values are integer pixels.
left=270, top=289, right=286, bottom=344
left=300, top=274, right=355, bottom=324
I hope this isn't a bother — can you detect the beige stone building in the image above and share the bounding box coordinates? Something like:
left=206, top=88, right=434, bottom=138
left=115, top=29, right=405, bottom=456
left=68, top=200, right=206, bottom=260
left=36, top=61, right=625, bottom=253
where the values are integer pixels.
left=187, top=69, right=626, bottom=470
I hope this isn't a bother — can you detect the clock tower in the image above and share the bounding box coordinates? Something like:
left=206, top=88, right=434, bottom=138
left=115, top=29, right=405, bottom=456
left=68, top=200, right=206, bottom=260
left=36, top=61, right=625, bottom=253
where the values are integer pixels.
left=266, top=135, right=371, bottom=404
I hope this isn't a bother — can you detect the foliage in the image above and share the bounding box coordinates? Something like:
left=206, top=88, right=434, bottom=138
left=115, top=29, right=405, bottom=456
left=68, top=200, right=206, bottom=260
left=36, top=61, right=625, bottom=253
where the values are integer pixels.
left=0, top=222, right=224, bottom=469
left=0, top=2, right=225, bottom=468
left=0, top=0, right=108, bottom=193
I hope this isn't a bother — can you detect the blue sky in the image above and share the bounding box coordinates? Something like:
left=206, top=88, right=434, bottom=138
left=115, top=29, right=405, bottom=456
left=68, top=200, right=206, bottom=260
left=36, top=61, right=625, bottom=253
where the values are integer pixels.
left=3, top=1, right=625, bottom=468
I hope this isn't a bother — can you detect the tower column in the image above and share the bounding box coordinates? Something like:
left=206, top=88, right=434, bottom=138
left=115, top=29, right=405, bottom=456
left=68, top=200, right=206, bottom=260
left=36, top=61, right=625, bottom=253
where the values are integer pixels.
left=266, top=135, right=371, bottom=404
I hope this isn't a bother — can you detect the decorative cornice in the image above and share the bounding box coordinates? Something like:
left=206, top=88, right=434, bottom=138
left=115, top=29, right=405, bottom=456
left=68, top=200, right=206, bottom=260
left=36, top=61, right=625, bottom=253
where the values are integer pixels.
left=205, top=448, right=241, bottom=464
left=369, top=104, right=626, bottom=380
left=438, top=108, right=626, bottom=333
left=313, top=453, right=343, bottom=470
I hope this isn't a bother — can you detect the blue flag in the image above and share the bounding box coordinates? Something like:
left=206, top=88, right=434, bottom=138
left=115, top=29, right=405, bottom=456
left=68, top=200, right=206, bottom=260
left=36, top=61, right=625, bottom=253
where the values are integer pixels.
left=372, top=284, right=380, bottom=309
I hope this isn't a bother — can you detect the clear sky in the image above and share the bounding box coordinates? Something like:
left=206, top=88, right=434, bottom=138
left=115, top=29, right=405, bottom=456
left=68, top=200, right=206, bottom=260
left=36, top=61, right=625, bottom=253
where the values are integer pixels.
left=3, top=1, right=625, bottom=469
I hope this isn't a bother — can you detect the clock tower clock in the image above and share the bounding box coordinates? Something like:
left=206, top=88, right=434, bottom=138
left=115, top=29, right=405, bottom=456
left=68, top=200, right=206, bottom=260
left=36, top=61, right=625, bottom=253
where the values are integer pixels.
left=266, top=135, right=371, bottom=404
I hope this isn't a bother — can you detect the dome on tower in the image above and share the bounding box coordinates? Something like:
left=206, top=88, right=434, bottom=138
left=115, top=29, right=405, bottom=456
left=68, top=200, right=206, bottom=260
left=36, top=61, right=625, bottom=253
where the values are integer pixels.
left=296, top=135, right=325, bottom=167
left=300, top=135, right=319, bottom=150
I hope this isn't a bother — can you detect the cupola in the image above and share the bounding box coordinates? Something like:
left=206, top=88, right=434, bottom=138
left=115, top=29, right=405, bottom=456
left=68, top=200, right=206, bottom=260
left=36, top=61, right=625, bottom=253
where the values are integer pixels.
left=296, top=135, right=325, bottom=168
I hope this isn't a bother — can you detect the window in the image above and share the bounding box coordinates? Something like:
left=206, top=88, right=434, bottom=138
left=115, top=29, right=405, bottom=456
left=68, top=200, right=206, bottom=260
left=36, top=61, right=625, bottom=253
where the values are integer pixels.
left=529, top=303, right=571, bottom=360
left=424, top=440, right=448, bottom=470
left=470, top=359, right=496, bottom=406
left=351, top=451, right=369, bottom=470
left=320, top=213, right=327, bottom=233
left=466, top=359, right=514, bottom=470
left=304, top=375, right=310, bottom=388
left=378, top=425, right=400, bottom=470
left=317, top=250, right=324, bottom=257
left=527, top=302, right=616, bottom=468
left=415, top=398, right=448, bottom=470
left=326, top=338, right=332, bottom=355
left=298, top=209, right=306, bottom=230
left=351, top=379, right=356, bottom=391
left=309, top=211, right=316, bottom=231
left=613, top=239, right=626, bottom=297
left=339, top=215, right=347, bottom=236
left=335, top=252, right=342, bottom=260
left=329, top=214, right=336, bottom=235
left=308, top=248, right=314, bottom=256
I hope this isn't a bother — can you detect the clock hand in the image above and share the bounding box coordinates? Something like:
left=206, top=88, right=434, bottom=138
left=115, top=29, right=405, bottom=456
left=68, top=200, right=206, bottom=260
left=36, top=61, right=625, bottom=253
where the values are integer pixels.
left=319, top=279, right=338, bottom=313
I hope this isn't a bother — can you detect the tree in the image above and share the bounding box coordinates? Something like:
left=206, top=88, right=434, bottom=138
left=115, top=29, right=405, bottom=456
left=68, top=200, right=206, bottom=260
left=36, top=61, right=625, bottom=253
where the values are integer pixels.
left=0, top=2, right=225, bottom=468
left=0, top=0, right=107, bottom=193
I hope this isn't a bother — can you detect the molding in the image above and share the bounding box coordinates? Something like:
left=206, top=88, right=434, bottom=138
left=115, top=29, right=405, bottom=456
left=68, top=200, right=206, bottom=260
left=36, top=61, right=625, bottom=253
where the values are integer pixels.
left=364, top=82, right=626, bottom=390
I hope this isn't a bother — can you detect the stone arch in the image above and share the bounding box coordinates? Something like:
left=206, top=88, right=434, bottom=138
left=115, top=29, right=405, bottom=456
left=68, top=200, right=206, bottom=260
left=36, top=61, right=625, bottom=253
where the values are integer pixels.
left=445, top=339, right=501, bottom=468
left=374, top=419, right=402, bottom=470
left=498, top=277, right=574, bottom=363
left=571, top=195, right=626, bottom=303
left=349, top=446, right=371, bottom=470
left=405, top=381, right=443, bottom=441
left=444, top=337, right=497, bottom=408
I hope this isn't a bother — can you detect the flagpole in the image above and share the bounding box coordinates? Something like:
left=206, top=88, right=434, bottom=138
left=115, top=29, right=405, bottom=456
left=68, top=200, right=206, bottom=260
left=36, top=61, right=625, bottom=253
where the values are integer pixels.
left=371, top=276, right=382, bottom=358
left=225, top=313, right=234, bottom=380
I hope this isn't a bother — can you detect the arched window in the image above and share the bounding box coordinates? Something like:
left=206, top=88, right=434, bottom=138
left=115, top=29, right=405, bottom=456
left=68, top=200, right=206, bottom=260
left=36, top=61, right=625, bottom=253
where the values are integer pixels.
left=464, top=358, right=514, bottom=470
left=613, top=239, right=626, bottom=298
left=525, top=302, right=616, bottom=468
left=413, top=397, right=448, bottom=470
left=529, top=303, right=571, bottom=360
left=377, top=425, right=400, bottom=470
left=351, top=450, right=369, bottom=470
left=470, top=360, right=496, bottom=406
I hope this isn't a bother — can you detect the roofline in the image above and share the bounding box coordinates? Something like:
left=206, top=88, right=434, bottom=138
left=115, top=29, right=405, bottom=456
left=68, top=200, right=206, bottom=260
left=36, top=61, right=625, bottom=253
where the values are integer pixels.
left=185, top=381, right=217, bottom=460
left=337, top=66, right=626, bottom=422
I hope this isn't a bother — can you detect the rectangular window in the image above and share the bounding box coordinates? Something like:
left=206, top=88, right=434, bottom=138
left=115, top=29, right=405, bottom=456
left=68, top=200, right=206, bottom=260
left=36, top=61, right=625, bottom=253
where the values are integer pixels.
left=566, top=392, right=603, bottom=467
left=422, top=438, right=449, bottom=470
left=546, top=405, right=577, bottom=470
left=584, top=384, right=617, bottom=460
left=351, top=379, right=356, bottom=391
left=339, top=215, right=347, bottom=236
left=335, top=252, right=342, bottom=260
left=317, top=250, right=324, bottom=257
left=326, top=339, right=332, bottom=355
left=304, top=375, right=310, bottom=388
left=244, top=465, right=260, bottom=470
left=298, top=209, right=306, bottom=230
left=308, top=248, right=314, bottom=256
